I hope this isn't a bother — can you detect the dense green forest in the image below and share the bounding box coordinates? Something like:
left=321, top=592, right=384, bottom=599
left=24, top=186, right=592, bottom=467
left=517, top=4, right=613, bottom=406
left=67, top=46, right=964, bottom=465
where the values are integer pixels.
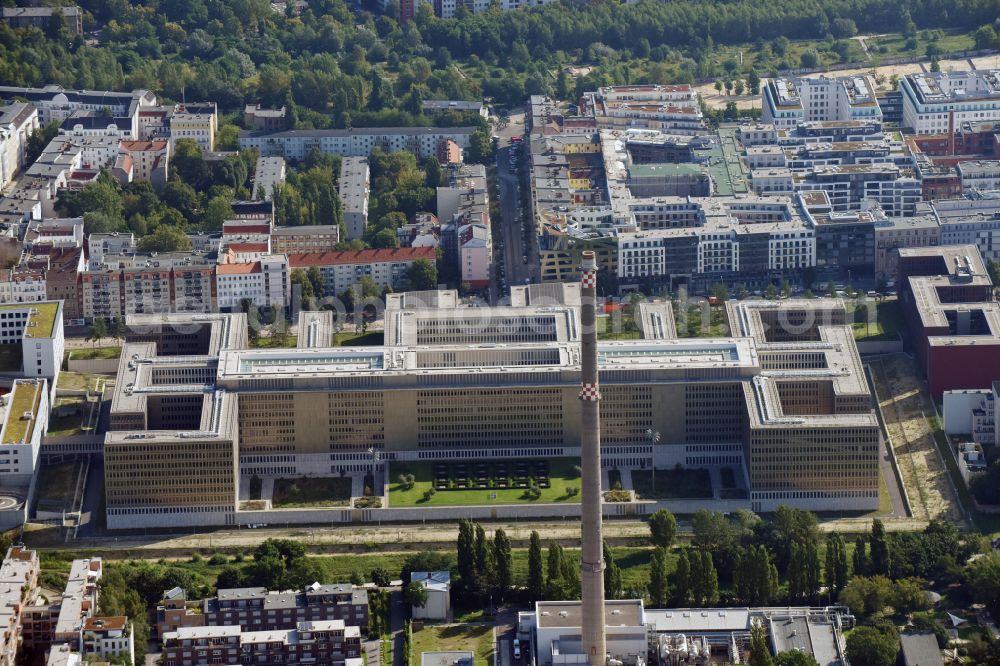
left=1, top=0, right=997, bottom=120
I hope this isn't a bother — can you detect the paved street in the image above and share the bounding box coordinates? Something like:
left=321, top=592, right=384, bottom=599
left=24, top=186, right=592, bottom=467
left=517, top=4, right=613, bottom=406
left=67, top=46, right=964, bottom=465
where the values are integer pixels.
left=495, top=145, right=538, bottom=295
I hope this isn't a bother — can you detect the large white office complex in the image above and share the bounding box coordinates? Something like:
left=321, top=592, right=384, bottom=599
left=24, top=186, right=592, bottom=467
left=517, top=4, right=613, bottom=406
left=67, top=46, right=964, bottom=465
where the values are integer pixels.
left=102, top=289, right=879, bottom=528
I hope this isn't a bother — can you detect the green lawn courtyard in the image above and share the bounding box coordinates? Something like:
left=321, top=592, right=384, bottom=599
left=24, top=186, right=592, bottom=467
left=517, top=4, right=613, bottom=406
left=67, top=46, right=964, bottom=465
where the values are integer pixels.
left=389, top=458, right=582, bottom=507
left=409, top=623, right=494, bottom=666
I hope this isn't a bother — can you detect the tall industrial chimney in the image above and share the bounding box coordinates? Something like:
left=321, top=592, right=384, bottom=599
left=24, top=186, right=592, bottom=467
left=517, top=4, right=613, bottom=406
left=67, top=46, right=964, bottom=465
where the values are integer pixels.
left=578, top=250, right=606, bottom=666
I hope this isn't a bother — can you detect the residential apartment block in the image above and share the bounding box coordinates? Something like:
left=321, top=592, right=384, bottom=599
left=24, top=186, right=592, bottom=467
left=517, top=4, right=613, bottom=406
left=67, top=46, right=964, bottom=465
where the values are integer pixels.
left=0, top=547, right=39, bottom=665
left=161, top=620, right=363, bottom=666
left=156, top=584, right=368, bottom=639
left=270, top=225, right=340, bottom=255
left=1, top=7, right=82, bottom=34
left=288, top=247, right=436, bottom=297
left=239, top=127, right=476, bottom=161
left=253, top=156, right=286, bottom=201
left=0, top=103, right=39, bottom=190
left=339, top=157, right=370, bottom=240
left=216, top=254, right=290, bottom=311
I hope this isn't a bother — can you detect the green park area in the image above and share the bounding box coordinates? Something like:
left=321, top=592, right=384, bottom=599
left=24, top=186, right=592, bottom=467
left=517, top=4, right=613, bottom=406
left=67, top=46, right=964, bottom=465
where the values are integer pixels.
left=389, top=459, right=582, bottom=507
left=271, top=477, right=353, bottom=508
left=409, top=624, right=494, bottom=666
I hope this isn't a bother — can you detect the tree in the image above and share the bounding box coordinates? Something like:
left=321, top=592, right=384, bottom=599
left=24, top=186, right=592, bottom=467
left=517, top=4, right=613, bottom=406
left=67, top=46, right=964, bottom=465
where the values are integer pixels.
left=527, top=531, right=544, bottom=601
left=172, top=139, right=211, bottom=189
left=764, top=284, right=777, bottom=300
left=89, top=318, right=108, bottom=347
left=747, top=70, right=761, bottom=96
left=845, top=625, right=899, bottom=666
left=965, top=551, right=1000, bottom=617
left=457, top=519, right=476, bottom=591
left=825, top=535, right=848, bottom=595
left=603, top=542, right=623, bottom=600
left=201, top=195, right=235, bottom=231
left=494, top=529, right=513, bottom=601
left=291, top=269, right=315, bottom=301
left=799, top=50, right=819, bottom=69
left=371, top=567, right=391, bottom=587
left=405, top=259, right=437, bottom=290
left=467, top=127, right=493, bottom=165
left=404, top=580, right=429, bottom=608
left=647, top=546, right=670, bottom=607
left=648, top=509, right=677, bottom=548
left=672, top=549, right=690, bottom=606
left=137, top=225, right=193, bottom=253
left=691, top=550, right=718, bottom=605
left=853, top=536, right=869, bottom=576
left=775, top=652, right=819, bottom=666
left=748, top=619, right=774, bottom=666
left=838, top=576, right=892, bottom=617
left=869, top=519, right=891, bottom=576
left=710, top=282, right=729, bottom=303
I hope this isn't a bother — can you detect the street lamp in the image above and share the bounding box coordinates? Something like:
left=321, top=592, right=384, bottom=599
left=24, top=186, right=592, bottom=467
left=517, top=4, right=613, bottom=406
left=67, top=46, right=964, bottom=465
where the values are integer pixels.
left=646, top=429, right=660, bottom=495
left=368, top=446, right=381, bottom=495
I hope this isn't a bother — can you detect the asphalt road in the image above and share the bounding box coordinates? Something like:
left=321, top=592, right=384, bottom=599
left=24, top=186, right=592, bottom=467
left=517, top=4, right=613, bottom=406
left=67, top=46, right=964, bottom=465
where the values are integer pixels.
left=495, top=146, right=538, bottom=295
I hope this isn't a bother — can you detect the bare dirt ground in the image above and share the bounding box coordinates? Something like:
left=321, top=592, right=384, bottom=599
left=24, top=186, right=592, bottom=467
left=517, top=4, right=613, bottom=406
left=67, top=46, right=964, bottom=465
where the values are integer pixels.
left=871, top=354, right=965, bottom=526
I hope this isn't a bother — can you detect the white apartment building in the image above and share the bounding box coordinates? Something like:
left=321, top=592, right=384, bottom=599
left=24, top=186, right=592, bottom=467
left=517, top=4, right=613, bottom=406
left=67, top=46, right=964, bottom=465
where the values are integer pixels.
left=340, top=156, right=370, bottom=240
left=253, top=156, right=286, bottom=201
left=901, top=70, right=1000, bottom=133
left=763, top=75, right=882, bottom=129
left=0, top=103, right=38, bottom=189
left=87, top=232, right=135, bottom=267
left=958, top=160, right=1000, bottom=192
left=216, top=254, right=290, bottom=311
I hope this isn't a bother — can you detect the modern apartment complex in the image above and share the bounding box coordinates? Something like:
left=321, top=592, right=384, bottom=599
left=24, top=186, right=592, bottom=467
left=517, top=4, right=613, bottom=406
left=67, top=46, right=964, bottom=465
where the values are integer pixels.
left=762, top=75, right=882, bottom=129
left=900, top=70, right=1000, bottom=134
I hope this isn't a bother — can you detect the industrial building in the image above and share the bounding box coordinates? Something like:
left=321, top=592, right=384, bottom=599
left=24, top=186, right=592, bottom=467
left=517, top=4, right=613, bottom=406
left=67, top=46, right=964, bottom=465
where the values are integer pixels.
left=102, top=290, right=880, bottom=527
left=519, top=601, right=852, bottom=666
